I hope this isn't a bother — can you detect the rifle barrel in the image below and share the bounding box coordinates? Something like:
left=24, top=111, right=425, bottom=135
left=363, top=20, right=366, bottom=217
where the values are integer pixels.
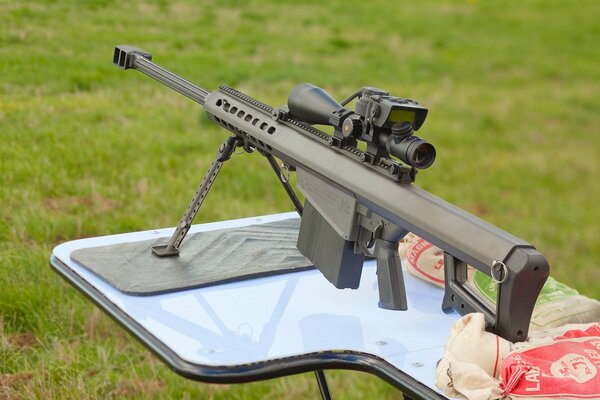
left=114, top=45, right=210, bottom=105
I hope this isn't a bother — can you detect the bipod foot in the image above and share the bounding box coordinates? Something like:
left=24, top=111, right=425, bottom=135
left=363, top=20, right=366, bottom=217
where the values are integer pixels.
left=151, top=244, right=180, bottom=257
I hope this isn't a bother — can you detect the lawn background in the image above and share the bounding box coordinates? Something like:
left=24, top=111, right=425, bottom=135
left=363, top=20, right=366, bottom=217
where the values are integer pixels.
left=1, top=0, right=598, bottom=398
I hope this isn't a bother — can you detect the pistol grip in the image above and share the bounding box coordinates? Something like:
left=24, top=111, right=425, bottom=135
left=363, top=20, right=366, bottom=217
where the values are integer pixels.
left=375, top=239, right=407, bottom=310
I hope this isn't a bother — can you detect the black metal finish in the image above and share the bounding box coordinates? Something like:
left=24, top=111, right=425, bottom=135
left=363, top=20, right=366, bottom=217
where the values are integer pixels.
left=113, top=46, right=551, bottom=342
left=152, top=136, right=241, bottom=257
left=113, top=45, right=209, bottom=105
left=287, top=83, right=434, bottom=168
left=297, top=201, right=365, bottom=289
left=314, top=370, right=332, bottom=400
left=50, top=256, right=448, bottom=399
left=375, top=239, right=407, bottom=310
left=265, top=154, right=304, bottom=216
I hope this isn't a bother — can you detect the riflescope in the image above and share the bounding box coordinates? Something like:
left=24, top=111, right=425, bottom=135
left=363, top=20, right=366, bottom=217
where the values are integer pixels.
left=288, top=84, right=436, bottom=169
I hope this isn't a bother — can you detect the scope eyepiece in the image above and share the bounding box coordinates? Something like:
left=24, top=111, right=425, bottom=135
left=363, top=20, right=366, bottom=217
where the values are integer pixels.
left=379, top=124, right=436, bottom=169
left=398, top=136, right=436, bottom=169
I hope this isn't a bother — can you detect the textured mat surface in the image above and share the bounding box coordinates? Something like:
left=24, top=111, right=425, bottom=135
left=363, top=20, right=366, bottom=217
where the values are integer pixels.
left=70, top=218, right=313, bottom=295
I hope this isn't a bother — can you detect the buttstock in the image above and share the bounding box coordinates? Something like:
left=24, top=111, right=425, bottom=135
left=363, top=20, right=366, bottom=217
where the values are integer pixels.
left=442, top=248, right=549, bottom=342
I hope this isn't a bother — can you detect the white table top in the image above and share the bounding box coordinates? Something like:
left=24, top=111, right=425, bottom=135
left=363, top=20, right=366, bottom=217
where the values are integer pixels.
left=51, top=212, right=459, bottom=397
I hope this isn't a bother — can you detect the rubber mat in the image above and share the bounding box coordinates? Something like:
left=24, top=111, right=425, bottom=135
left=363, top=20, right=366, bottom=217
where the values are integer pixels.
left=70, top=218, right=313, bottom=295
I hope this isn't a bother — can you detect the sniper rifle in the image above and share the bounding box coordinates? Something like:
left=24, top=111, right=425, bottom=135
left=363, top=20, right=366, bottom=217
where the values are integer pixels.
left=112, top=45, right=550, bottom=342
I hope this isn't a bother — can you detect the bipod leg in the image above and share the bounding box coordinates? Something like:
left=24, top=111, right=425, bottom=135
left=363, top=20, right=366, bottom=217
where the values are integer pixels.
left=266, top=154, right=328, bottom=398
left=314, top=370, right=332, bottom=400
left=265, top=154, right=303, bottom=216
left=152, top=136, right=241, bottom=257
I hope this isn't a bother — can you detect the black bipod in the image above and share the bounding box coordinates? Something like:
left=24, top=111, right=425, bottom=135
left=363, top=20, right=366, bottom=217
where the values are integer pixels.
left=152, top=136, right=304, bottom=257
left=151, top=136, right=242, bottom=257
left=149, top=136, right=329, bottom=399
left=263, top=153, right=303, bottom=215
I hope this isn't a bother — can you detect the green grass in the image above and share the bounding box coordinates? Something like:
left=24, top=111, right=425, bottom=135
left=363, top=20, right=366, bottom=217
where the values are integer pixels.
left=1, top=0, right=599, bottom=398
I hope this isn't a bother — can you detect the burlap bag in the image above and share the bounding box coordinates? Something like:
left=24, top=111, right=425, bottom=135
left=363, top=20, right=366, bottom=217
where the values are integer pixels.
left=436, top=314, right=600, bottom=399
